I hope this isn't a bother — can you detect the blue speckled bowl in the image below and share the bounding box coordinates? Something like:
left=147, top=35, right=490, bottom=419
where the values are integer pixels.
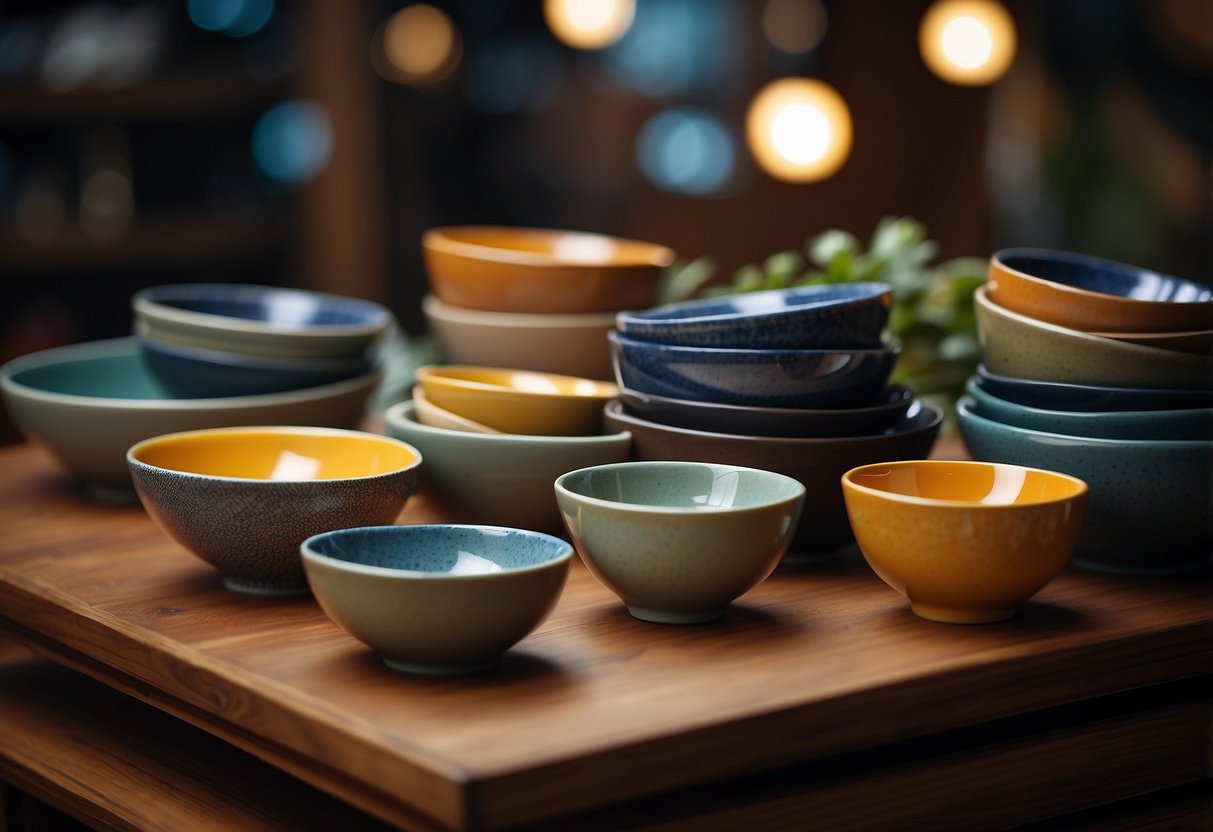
left=301, top=524, right=573, bottom=674
left=975, top=365, right=1213, bottom=412
left=957, top=396, right=1212, bottom=575
left=608, top=331, right=900, bottom=408
left=615, top=282, right=892, bottom=349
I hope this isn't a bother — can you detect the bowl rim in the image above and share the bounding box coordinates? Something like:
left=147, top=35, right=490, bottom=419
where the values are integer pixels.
left=616, top=382, right=915, bottom=419
left=421, top=293, right=621, bottom=328
left=137, top=327, right=373, bottom=372
left=991, top=248, right=1213, bottom=309
left=422, top=225, right=676, bottom=269
left=615, top=282, right=893, bottom=327
left=411, top=385, right=502, bottom=434
left=608, top=329, right=901, bottom=358
left=385, top=400, right=632, bottom=445
left=974, top=363, right=1213, bottom=402
left=965, top=376, right=1213, bottom=422
left=841, top=458, right=1088, bottom=508
left=300, top=523, right=575, bottom=579
left=415, top=364, right=618, bottom=401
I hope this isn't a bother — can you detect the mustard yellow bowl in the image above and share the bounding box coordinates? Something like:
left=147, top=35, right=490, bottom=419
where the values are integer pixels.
left=841, top=459, right=1088, bottom=624
left=127, top=426, right=422, bottom=594
left=415, top=365, right=618, bottom=436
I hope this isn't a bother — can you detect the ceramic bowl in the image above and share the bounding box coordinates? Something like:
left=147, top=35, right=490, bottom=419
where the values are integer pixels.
left=423, top=294, right=616, bottom=381
left=384, top=400, right=631, bottom=532
left=615, top=282, right=892, bottom=349
left=414, top=365, right=617, bottom=436
left=301, top=524, right=573, bottom=674
left=964, top=378, right=1213, bottom=441
left=616, top=383, right=914, bottom=438
left=411, top=385, right=500, bottom=433
left=422, top=225, right=674, bottom=314
left=609, top=332, right=901, bottom=408
left=974, top=364, right=1213, bottom=412
left=133, top=283, right=394, bottom=359
left=603, top=398, right=943, bottom=558
left=988, top=248, right=1213, bottom=333
left=973, top=285, right=1213, bottom=389
left=127, top=427, right=422, bottom=594
left=842, top=460, right=1087, bottom=623
left=957, top=396, right=1213, bottom=575
left=0, top=338, right=382, bottom=499
left=1088, top=327, right=1213, bottom=355
left=555, top=461, right=805, bottom=623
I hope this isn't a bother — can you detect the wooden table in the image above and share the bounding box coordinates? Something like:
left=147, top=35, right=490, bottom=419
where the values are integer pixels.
left=0, top=441, right=1209, bottom=831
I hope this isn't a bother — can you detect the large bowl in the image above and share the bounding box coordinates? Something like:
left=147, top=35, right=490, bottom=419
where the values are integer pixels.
left=609, top=332, right=901, bottom=408
left=602, top=398, right=943, bottom=558
left=974, top=364, right=1213, bottom=412
left=988, top=248, right=1213, bottom=333
left=383, top=400, right=631, bottom=532
left=0, top=338, right=382, bottom=499
left=614, top=282, right=892, bottom=349
left=974, top=285, right=1213, bottom=389
left=423, top=294, right=616, bottom=381
left=957, top=396, right=1213, bottom=575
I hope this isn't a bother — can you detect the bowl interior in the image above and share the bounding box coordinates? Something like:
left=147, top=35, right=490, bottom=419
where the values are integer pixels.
left=425, top=226, right=674, bottom=267
left=303, top=525, right=572, bottom=574
left=136, top=283, right=391, bottom=329
left=618, top=282, right=891, bottom=325
left=974, top=364, right=1213, bottom=411
left=7, top=350, right=169, bottom=399
left=558, top=461, right=802, bottom=510
left=845, top=460, right=1086, bottom=505
left=994, top=249, right=1213, bottom=303
left=418, top=365, right=617, bottom=400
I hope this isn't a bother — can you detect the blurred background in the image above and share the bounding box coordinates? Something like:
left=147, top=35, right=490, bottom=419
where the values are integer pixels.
left=0, top=0, right=1210, bottom=386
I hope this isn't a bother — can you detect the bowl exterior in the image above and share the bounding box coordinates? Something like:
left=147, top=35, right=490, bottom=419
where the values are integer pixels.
left=974, top=365, right=1213, bottom=412
left=417, top=371, right=611, bottom=436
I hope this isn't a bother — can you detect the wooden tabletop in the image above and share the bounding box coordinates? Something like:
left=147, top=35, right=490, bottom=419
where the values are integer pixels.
left=0, top=441, right=1209, bottom=831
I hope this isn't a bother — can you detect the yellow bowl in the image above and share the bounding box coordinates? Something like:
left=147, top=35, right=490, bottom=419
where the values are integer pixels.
left=841, top=459, right=1088, bottom=623
left=411, top=385, right=501, bottom=434
left=415, top=365, right=618, bottom=436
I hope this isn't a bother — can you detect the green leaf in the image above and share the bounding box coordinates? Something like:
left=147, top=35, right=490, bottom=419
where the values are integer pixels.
left=807, top=229, right=858, bottom=266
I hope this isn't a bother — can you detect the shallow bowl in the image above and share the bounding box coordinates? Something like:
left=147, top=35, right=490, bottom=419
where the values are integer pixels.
left=301, top=524, right=573, bottom=674
left=842, top=460, right=1087, bottom=623
left=128, top=427, right=421, bottom=594
left=555, top=461, right=804, bottom=623
left=411, top=386, right=500, bottom=433
left=974, top=364, right=1213, bottom=412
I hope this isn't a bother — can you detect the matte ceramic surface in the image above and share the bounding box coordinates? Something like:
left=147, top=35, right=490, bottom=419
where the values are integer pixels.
left=957, top=397, right=1212, bottom=575
left=842, top=460, right=1088, bottom=623
left=423, top=225, right=674, bottom=314
left=1088, top=327, right=1213, bottom=355
left=965, top=378, right=1213, bottom=441
left=128, top=427, right=422, bottom=594
left=974, top=286, right=1213, bottom=389
left=602, top=399, right=943, bottom=558
left=974, top=364, right=1213, bottom=412
left=0, top=338, right=383, bottom=497
left=615, top=283, right=892, bottom=349
left=989, top=248, right=1213, bottom=333
left=555, top=461, right=805, bottom=623
left=609, top=332, right=901, bottom=408
left=415, top=365, right=617, bottom=436
left=301, top=525, right=573, bottom=674
left=411, top=385, right=501, bottom=433
left=617, top=383, right=914, bottom=438
left=423, top=294, right=615, bottom=381
left=384, top=400, right=631, bottom=532
left=134, top=283, right=393, bottom=358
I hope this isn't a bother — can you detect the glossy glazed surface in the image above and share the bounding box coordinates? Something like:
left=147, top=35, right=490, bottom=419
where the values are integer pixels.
left=974, top=364, right=1213, bottom=411
left=411, top=385, right=501, bottom=433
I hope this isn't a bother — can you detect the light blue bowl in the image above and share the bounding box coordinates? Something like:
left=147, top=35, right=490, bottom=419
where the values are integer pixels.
left=965, top=378, right=1213, bottom=441
left=615, top=282, right=892, bottom=349
left=957, top=396, right=1212, bottom=575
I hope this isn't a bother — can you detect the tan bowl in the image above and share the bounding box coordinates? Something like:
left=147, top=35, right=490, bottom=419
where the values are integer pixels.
left=411, top=385, right=500, bottom=433
left=1087, top=328, right=1213, bottom=355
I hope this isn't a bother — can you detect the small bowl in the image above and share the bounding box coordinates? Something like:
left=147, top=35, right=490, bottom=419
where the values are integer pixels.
left=128, top=427, right=422, bottom=594
left=615, top=282, right=892, bottom=349
left=415, top=365, right=617, bottom=436
left=974, top=285, right=1213, bottom=389
left=555, top=461, right=805, bottom=623
left=603, top=398, right=943, bottom=558
left=842, top=460, right=1088, bottom=623
left=133, top=283, right=394, bottom=359
left=0, top=338, right=383, bottom=499
left=957, top=396, right=1213, bottom=575
left=301, top=524, right=573, bottom=674
left=411, top=385, right=500, bottom=433
left=617, top=383, right=915, bottom=438
left=609, top=332, right=901, bottom=408
left=384, top=400, right=631, bottom=532
left=422, top=225, right=674, bottom=314
left=423, top=294, right=616, bottom=381
left=988, top=248, right=1213, bottom=333
left=974, top=364, right=1213, bottom=412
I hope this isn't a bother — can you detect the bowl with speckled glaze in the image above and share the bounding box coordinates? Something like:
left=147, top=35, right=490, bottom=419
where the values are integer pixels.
left=842, top=460, right=1087, bottom=623
left=973, top=365, right=1213, bottom=412
left=128, top=426, right=422, bottom=594
left=555, top=461, right=804, bottom=623
left=301, top=524, right=573, bottom=674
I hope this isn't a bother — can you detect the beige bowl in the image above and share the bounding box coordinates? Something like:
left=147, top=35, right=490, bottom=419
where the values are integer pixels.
left=411, top=386, right=500, bottom=433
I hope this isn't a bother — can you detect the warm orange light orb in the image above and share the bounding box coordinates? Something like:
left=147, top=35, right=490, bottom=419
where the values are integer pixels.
left=544, top=0, right=635, bottom=50
left=380, top=4, right=461, bottom=86
left=919, top=0, right=1017, bottom=85
left=746, top=78, right=852, bottom=183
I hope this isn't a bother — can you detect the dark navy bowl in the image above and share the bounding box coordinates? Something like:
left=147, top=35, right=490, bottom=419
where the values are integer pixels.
left=994, top=248, right=1213, bottom=304
left=615, top=282, right=892, bottom=349
left=975, top=365, right=1213, bottom=412
left=608, top=331, right=900, bottom=408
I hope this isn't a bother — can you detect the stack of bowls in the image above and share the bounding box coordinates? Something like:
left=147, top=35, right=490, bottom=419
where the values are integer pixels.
left=604, top=283, right=944, bottom=559
left=421, top=226, right=675, bottom=381
left=959, top=248, right=1213, bottom=575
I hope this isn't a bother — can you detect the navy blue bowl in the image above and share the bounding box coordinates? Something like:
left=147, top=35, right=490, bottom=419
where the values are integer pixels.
left=975, top=365, right=1213, bottom=412
left=615, top=282, right=892, bottom=349
left=994, top=248, right=1213, bottom=304
left=609, top=331, right=900, bottom=408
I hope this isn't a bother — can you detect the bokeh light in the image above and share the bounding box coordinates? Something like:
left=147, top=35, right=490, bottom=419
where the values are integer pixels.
left=545, top=0, right=635, bottom=50
left=377, top=4, right=461, bottom=86
left=746, top=78, right=852, bottom=183
left=188, top=0, right=274, bottom=38
left=251, top=100, right=333, bottom=185
left=919, top=0, right=1017, bottom=85
left=636, top=108, right=735, bottom=196
left=762, top=0, right=827, bottom=55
